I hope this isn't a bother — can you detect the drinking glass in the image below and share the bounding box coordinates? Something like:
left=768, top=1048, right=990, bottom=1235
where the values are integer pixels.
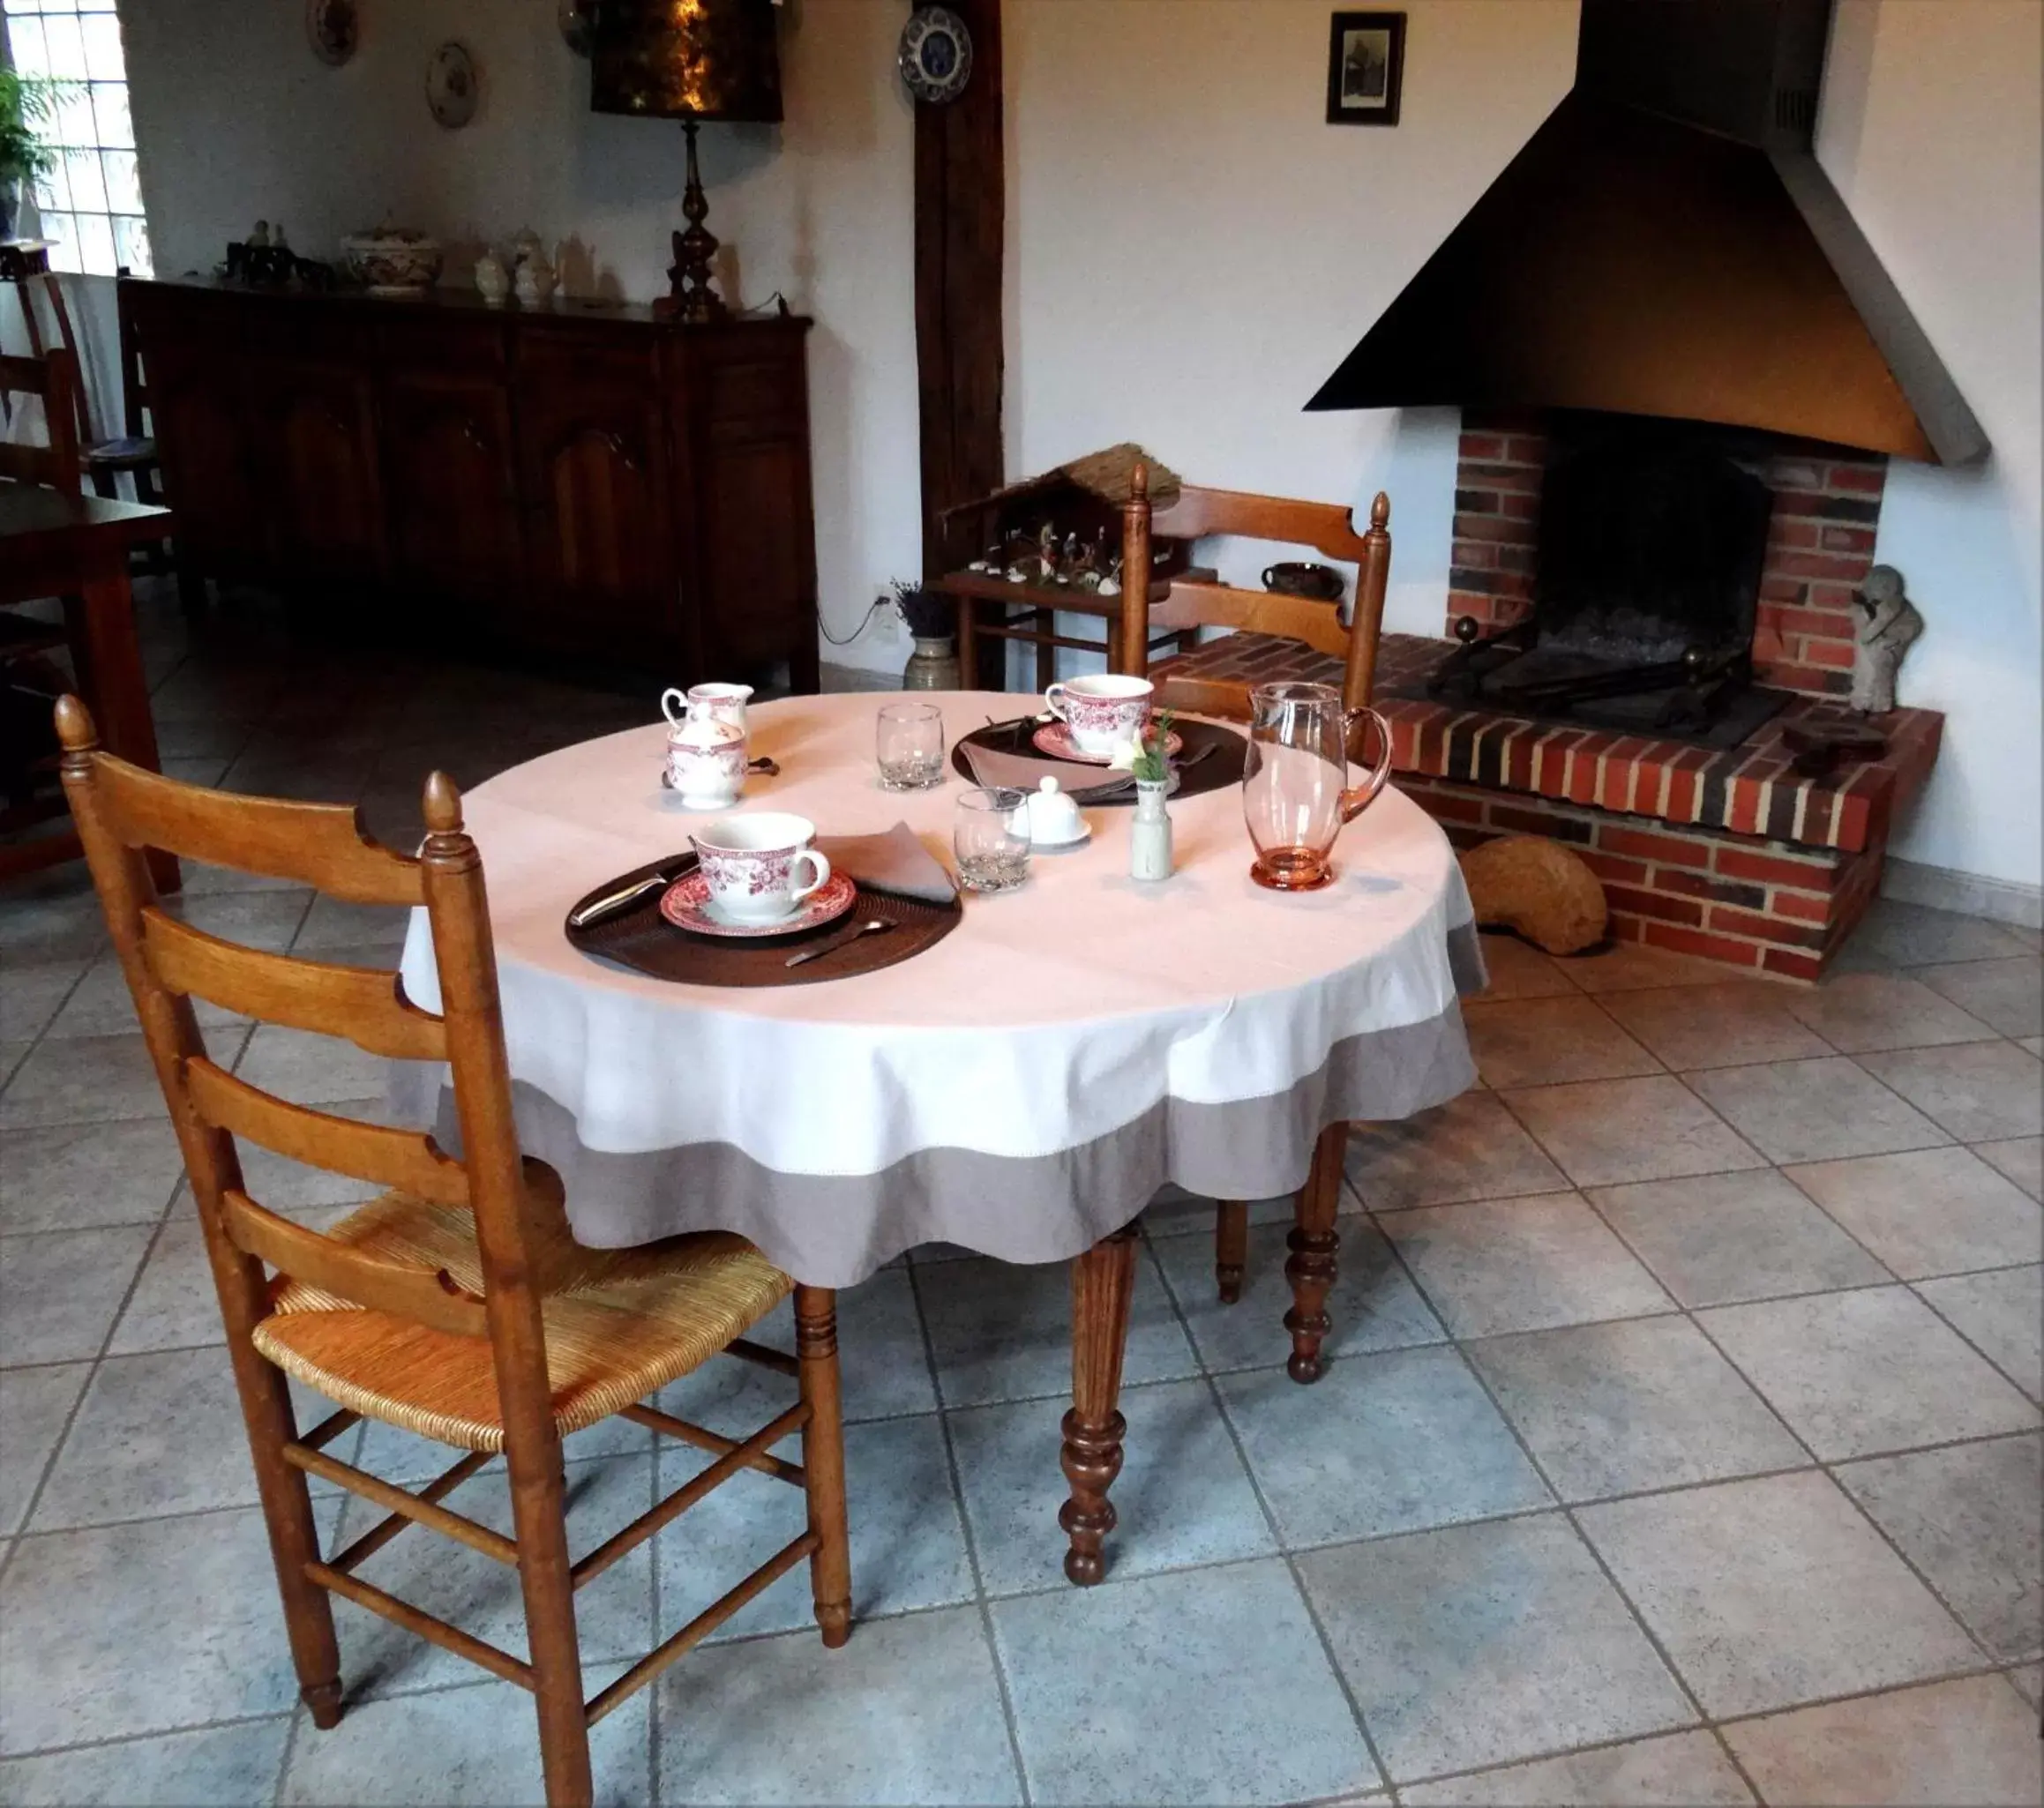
left=954, top=787, right=1030, bottom=892
left=876, top=701, right=947, bottom=790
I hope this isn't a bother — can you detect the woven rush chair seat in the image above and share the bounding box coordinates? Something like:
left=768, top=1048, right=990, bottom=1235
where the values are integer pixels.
left=253, top=1193, right=792, bottom=1451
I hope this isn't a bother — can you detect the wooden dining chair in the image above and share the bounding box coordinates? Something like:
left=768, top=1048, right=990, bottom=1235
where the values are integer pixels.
left=0, top=347, right=84, bottom=497
left=0, top=348, right=90, bottom=880
left=83, top=277, right=167, bottom=508
left=1112, top=467, right=1395, bottom=1353
left=1112, top=463, right=1392, bottom=721
left=56, top=696, right=851, bottom=1808
left=8, top=269, right=177, bottom=574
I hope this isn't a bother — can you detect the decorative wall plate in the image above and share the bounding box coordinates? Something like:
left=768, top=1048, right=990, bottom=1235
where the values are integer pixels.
left=899, top=5, right=973, bottom=105
left=558, top=0, right=594, bottom=58
left=305, top=0, right=358, bottom=67
left=425, top=41, right=480, bottom=130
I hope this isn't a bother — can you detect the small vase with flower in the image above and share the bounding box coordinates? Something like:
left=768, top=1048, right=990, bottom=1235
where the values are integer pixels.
left=1111, top=711, right=1176, bottom=881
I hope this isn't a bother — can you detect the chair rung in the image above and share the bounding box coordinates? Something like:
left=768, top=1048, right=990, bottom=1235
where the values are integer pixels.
left=285, top=1440, right=519, bottom=1567
left=618, top=1402, right=806, bottom=1486
left=328, top=1450, right=494, bottom=1574
left=726, top=1338, right=798, bottom=1377
left=299, top=1408, right=360, bottom=1453
left=583, top=1529, right=819, bottom=1728
left=572, top=1400, right=810, bottom=1591
left=308, top=1560, right=535, bottom=1692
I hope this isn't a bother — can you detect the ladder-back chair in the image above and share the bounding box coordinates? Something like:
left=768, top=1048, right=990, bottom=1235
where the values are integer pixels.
left=1, top=350, right=86, bottom=880
left=0, top=347, right=83, bottom=497
left=56, top=697, right=851, bottom=1808
left=1113, top=464, right=1392, bottom=719
left=85, top=277, right=165, bottom=507
left=1112, top=468, right=1395, bottom=1323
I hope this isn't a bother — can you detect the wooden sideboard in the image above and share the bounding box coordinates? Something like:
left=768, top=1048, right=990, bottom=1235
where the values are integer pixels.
left=124, top=278, right=820, bottom=689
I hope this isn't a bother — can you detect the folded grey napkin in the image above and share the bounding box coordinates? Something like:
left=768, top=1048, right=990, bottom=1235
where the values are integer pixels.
left=962, top=740, right=1123, bottom=798
left=812, top=823, right=959, bottom=905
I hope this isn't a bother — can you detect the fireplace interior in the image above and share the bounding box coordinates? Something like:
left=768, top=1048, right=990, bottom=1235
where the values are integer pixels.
left=1417, top=414, right=1795, bottom=750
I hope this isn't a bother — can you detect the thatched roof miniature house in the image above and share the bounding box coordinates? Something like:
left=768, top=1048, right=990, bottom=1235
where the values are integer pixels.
left=938, top=444, right=1183, bottom=521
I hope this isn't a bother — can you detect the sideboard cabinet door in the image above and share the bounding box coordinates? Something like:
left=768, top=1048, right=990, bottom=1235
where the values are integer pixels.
left=247, top=361, right=386, bottom=582
left=515, top=334, right=681, bottom=658
left=139, top=339, right=260, bottom=574
left=670, top=327, right=820, bottom=691
left=381, top=375, right=522, bottom=615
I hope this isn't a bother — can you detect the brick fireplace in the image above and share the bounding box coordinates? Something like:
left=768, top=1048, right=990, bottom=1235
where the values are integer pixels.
left=1448, top=408, right=1888, bottom=699
left=1154, top=407, right=1944, bottom=982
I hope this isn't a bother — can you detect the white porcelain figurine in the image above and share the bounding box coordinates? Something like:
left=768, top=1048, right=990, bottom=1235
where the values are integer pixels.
left=512, top=229, right=556, bottom=306
left=474, top=250, right=511, bottom=306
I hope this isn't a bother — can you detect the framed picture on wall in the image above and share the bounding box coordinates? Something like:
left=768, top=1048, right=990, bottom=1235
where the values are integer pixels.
left=1326, top=11, right=1405, bottom=125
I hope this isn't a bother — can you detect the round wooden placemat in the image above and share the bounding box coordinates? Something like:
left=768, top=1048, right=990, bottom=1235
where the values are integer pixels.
left=564, top=856, right=962, bottom=988
left=951, top=715, right=1247, bottom=802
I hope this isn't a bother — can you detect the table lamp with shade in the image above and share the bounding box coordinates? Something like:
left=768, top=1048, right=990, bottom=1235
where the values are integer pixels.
left=589, top=0, right=782, bottom=323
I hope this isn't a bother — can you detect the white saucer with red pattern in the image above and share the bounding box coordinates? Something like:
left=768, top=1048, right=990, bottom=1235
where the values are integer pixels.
left=1029, top=721, right=1184, bottom=766
left=660, top=870, right=857, bottom=938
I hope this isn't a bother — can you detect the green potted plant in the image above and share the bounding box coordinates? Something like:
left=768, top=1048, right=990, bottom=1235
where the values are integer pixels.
left=0, top=69, right=66, bottom=242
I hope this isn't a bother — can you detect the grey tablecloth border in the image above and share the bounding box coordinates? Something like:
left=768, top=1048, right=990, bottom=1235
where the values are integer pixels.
left=410, top=920, right=1487, bottom=1288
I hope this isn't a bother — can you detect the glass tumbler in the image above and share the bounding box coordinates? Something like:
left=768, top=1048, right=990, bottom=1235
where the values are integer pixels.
left=953, top=787, right=1030, bottom=893
left=876, top=701, right=947, bottom=791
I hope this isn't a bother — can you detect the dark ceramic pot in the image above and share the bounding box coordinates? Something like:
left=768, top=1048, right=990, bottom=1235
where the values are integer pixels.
left=1262, top=561, right=1344, bottom=601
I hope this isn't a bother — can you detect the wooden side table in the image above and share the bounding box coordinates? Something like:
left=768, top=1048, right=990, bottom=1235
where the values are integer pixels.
left=932, top=569, right=1202, bottom=691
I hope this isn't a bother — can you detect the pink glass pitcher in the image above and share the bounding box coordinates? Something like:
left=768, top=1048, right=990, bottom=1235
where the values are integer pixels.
left=1241, top=681, right=1395, bottom=891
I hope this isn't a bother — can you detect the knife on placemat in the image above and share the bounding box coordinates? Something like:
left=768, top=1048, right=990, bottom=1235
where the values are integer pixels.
left=784, top=917, right=894, bottom=969
left=567, top=860, right=693, bottom=930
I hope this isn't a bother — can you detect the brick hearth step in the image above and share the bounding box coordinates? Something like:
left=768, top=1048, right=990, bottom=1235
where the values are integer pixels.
left=1149, top=630, right=1942, bottom=982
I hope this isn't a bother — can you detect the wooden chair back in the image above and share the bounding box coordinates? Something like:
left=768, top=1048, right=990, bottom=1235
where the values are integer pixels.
left=116, top=277, right=151, bottom=441
left=55, top=694, right=565, bottom=1406
left=0, top=348, right=84, bottom=496
left=5, top=265, right=97, bottom=445
left=1113, top=465, right=1393, bottom=718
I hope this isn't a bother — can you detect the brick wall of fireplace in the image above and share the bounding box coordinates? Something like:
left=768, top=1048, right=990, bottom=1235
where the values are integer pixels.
left=1449, top=408, right=1889, bottom=699
left=1149, top=404, right=1945, bottom=982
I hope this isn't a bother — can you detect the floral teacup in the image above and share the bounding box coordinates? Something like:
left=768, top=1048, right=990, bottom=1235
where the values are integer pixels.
left=688, top=813, right=831, bottom=924
left=1044, top=674, right=1153, bottom=758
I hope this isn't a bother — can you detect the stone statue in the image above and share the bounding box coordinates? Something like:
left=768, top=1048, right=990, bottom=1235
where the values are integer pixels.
left=1850, top=564, right=1923, bottom=715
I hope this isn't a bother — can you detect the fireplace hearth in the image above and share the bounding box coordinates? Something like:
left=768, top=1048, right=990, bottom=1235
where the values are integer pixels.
left=1411, top=412, right=1799, bottom=751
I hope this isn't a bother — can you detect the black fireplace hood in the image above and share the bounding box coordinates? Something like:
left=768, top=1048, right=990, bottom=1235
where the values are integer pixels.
left=1306, top=0, right=1988, bottom=464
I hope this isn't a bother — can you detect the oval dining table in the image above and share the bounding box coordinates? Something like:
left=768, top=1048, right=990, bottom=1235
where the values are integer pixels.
left=396, top=689, right=1484, bottom=1584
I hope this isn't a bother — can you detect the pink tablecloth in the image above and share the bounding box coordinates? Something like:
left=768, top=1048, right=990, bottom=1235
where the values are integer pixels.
left=398, top=691, right=1481, bottom=1284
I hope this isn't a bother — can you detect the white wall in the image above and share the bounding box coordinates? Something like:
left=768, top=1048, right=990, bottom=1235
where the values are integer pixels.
left=110, top=0, right=2041, bottom=888
left=118, top=0, right=923, bottom=674
left=1816, top=0, right=2042, bottom=891
left=1006, top=0, right=1577, bottom=638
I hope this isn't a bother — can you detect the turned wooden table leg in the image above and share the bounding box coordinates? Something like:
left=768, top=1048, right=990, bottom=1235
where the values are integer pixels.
left=1215, top=1199, right=1248, bottom=1304
left=69, top=568, right=180, bottom=894
left=1059, top=1222, right=1139, bottom=1586
left=1284, top=1123, right=1348, bottom=1384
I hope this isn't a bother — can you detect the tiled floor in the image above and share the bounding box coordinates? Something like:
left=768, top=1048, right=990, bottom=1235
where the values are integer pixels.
left=1, top=589, right=2040, bottom=1804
